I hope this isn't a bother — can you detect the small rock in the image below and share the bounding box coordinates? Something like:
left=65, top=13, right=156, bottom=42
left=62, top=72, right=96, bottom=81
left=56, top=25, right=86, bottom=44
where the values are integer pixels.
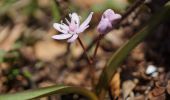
left=146, top=65, right=157, bottom=75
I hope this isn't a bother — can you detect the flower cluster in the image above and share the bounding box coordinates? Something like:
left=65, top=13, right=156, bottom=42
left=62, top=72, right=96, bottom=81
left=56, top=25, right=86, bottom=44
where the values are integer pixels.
left=52, top=9, right=122, bottom=42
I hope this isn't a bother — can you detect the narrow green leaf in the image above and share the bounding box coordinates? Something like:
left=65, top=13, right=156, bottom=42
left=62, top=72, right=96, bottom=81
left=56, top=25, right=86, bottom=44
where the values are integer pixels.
left=0, top=85, right=98, bottom=100
left=51, top=0, right=61, bottom=21
left=95, top=1, right=170, bottom=96
left=0, top=49, right=6, bottom=62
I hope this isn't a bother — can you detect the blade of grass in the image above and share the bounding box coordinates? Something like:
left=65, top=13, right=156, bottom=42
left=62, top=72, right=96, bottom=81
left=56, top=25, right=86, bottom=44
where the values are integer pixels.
left=95, top=1, right=170, bottom=97
left=0, top=85, right=98, bottom=100
left=51, top=0, right=61, bottom=21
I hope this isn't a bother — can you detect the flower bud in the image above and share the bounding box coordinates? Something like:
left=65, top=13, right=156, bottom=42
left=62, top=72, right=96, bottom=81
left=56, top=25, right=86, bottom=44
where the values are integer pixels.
left=97, top=9, right=122, bottom=34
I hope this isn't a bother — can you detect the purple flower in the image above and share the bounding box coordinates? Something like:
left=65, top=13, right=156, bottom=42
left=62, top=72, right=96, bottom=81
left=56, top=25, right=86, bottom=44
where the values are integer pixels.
left=97, top=9, right=122, bottom=34
left=52, top=12, right=93, bottom=42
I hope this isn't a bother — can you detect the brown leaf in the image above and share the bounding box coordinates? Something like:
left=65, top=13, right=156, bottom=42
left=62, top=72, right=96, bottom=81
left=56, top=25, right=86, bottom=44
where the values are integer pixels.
left=122, top=80, right=137, bottom=99
left=110, top=71, right=120, bottom=98
left=34, top=40, right=66, bottom=61
left=149, top=87, right=166, bottom=100
left=0, top=26, right=10, bottom=43
left=0, top=24, right=25, bottom=51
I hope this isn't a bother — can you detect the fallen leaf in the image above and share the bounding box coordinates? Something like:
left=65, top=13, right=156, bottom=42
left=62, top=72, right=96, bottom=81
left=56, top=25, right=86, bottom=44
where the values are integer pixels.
left=148, top=87, right=166, bottom=100
left=122, top=80, right=137, bottom=99
left=0, top=24, right=25, bottom=51
left=34, top=40, right=67, bottom=61
left=110, top=71, right=120, bottom=98
left=0, top=26, right=10, bottom=43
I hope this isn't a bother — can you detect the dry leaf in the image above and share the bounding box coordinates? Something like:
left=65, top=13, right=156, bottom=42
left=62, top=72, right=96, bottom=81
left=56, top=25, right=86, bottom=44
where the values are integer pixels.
left=110, top=71, right=120, bottom=98
left=122, top=80, right=136, bottom=99
left=148, top=87, right=166, bottom=100
left=0, top=24, right=25, bottom=51
left=34, top=40, right=66, bottom=61
left=0, top=26, right=10, bottom=43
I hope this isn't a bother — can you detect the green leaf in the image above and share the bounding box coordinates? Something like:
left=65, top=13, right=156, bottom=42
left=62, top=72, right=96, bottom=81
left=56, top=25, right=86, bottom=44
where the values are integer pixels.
left=95, top=1, right=170, bottom=96
left=0, top=85, right=98, bottom=100
left=51, top=0, right=61, bottom=21
left=0, top=49, right=6, bottom=62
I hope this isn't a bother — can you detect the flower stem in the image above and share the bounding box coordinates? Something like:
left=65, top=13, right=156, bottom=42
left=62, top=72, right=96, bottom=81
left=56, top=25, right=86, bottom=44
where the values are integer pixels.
left=77, top=37, right=93, bottom=64
left=93, top=34, right=102, bottom=60
left=77, top=37, right=95, bottom=88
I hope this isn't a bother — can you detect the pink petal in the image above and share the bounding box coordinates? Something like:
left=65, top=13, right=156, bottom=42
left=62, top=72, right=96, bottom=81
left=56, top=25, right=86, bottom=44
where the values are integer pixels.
left=67, top=34, right=78, bottom=43
left=53, top=23, right=69, bottom=34
left=77, top=12, right=93, bottom=33
left=104, top=9, right=121, bottom=22
left=104, top=9, right=115, bottom=18
left=71, top=13, right=80, bottom=27
left=77, top=25, right=89, bottom=34
left=97, top=18, right=112, bottom=34
left=52, top=34, right=72, bottom=40
left=114, top=14, right=122, bottom=19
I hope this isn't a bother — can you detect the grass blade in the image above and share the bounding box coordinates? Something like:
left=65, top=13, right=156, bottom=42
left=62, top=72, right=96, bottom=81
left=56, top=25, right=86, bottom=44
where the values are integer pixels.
left=0, top=85, right=98, bottom=100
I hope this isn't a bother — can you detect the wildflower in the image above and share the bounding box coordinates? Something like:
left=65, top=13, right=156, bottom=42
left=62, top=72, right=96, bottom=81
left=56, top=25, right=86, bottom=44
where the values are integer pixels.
left=52, top=12, right=93, bottom=42
left=97, top=9, right=122, bottom=34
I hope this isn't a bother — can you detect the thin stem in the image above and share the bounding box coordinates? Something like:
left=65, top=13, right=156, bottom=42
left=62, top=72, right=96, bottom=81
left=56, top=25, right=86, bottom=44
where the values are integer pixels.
left=93, top=40, right=100, bottom=59
left=77, top=37, right=92, bottom=64
left=77, top=37, right=95, bottom=88
left=93, top=34, right=102, bottom=60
